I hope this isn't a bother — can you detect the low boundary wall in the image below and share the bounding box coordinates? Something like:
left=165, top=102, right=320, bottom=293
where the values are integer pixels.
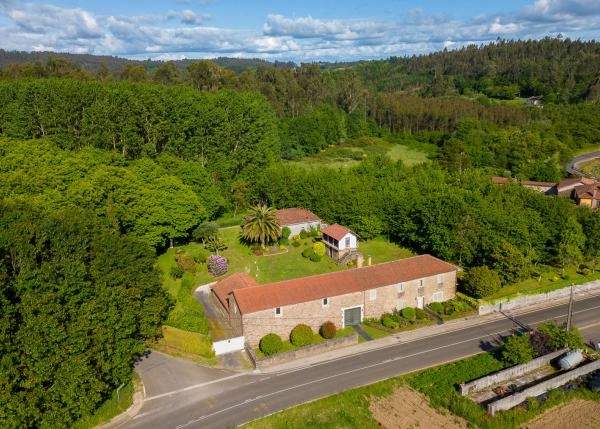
left=479, top=280, right=600, bottom=315
left=460, top=349, right=567, bottom=396
left=487, top=359, right=600, bottom=415
left=246, top=334, right=358, bottom=370
left=212, top=336, right=245, bottom=355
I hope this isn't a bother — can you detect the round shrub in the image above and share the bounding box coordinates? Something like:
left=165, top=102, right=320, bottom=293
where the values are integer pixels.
left=207, top=254, right=228, bottom=277
left=381, top=314, right=399, bottom=329
left=299, top=230, right=308, bottom=239
left=302, top=248, right=315, bottom=258
left=170, top=265, right=184, bottom=279
left=292, top=240, right=301, bottom=248
left=428, top=302, right=443, bottom=315
left=320, top=321, right=337, bottom=339
left=292, top=234, right=300, bottom=241
left=401, top=307, right=416, bottom=321
left=309, top=253, right=322, bottom=262
left=313, top=241, right=326, bottom=256
left=281, top=226, right=292, bottom=239
left=259, top=333, right=283, bottom=356
left=415, top=308, right=427, bottom=320
left=290, top=324, right=313, bottom=347
left=279, top=237, right=289, bottom=245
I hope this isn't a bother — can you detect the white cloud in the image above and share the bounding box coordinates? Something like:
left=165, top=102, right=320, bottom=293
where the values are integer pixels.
left=0, top=1, right=599, bottom=62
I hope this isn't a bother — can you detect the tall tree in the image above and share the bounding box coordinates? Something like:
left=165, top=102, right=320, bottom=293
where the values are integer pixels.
left=241, top=204, right=280, bottom=248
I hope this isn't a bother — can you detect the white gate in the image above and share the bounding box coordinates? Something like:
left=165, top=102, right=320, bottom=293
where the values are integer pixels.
left=212, top=336, right=245, bottom=355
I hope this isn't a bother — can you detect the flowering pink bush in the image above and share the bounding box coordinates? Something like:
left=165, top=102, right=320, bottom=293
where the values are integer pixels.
left=207, top=255, right=228, bottom=277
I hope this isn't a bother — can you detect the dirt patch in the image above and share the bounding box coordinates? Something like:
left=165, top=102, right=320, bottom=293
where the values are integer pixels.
left=521, top=399, right=600, bottom=429
left=369, top=387, right=468, bottom=429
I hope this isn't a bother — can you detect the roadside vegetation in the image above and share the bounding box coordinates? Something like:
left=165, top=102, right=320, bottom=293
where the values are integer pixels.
left=242, top=323, right=597, bottom=429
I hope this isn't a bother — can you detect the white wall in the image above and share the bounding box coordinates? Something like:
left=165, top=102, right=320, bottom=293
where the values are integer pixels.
left=212, top=336, right=245, bottom=355
left=338, top=232, right=357, bottom=250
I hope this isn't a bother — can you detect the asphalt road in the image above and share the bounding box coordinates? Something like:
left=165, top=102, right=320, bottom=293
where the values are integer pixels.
left=566, top=150, right=600, bottom=177
left=121, top=294, right=600, bottom=429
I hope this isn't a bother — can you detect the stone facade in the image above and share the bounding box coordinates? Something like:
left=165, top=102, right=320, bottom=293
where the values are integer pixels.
left=236, top=270, right=457, bottom=346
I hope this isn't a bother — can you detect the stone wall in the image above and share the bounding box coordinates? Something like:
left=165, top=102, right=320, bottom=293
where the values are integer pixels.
left=246, top=334, right=359, bottom=369
left=479, top=280, right=600, bottom=315
left=487, top=359, right=600, bottom=415
left=460, top=349, right=567, bottom=396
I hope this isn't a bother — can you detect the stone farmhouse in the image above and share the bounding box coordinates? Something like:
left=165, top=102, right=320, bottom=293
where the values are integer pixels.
left=274, top=208, right=323, bottom=236
left=210, top=254, right=461, bottom=346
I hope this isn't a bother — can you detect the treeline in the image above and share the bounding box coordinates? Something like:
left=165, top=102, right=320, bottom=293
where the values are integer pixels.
left=0, top=200, right=172, bottom=428
left=0, top=79, right=279, bottom=183
left=253, top=158, right=600, bottom=284
left=356, top=37, right=600, bottom=102
left=0, top=139, right=225, bottom=249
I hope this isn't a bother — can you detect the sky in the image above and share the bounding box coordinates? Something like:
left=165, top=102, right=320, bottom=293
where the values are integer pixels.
left=0, top=0, right=599, bottom=62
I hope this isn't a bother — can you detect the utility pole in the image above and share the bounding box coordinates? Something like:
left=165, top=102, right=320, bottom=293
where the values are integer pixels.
left=566, top=284, right=574, bottom=332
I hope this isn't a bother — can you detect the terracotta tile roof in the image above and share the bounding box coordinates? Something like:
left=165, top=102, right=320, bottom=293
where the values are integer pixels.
left=274, top=208, right=321, bottom=226
left=491, top=176, right=510, bottom=185
left=521, top=180, right=556, bottom=188
left=574, top=184, right=600, bottom=200
left=321, top=223, right=353, bottom=241
left=557, top=178, right=585, bottom=192
left=211, top=272, right=258, bottom=309
left=227, top=255, right=460, bottom=314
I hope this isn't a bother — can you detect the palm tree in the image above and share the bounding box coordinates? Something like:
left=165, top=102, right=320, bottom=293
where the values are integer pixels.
left=241, top=204, right=280, bottom=248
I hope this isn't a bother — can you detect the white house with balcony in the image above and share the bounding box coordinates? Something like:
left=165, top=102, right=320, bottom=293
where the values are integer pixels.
left=321, top=223, right=358, bottom=261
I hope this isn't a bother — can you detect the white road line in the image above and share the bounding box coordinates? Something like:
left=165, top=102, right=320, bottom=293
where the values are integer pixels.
left=144, top=373, right=245, bottom=402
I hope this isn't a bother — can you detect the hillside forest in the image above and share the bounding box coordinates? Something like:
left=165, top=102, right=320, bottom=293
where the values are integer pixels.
left=2, top=37, right=600, bottom=427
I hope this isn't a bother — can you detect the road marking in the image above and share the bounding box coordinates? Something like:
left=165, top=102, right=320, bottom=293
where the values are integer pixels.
left=144, top=373, right=245, bottom=402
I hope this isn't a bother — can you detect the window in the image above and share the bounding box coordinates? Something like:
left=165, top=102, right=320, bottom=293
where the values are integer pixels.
left=345, top=237, right=351, bottom=247
left=432, top=292, right=443, bottom=302
left=369, top=289, right=377, bottom=301
left=396, top=283, right=405, bottom=292
left=322, top=297, right=329, bottom=307
left=419, top=279, right=424, bottom=287
left=275, top=307, right=282, bottom=317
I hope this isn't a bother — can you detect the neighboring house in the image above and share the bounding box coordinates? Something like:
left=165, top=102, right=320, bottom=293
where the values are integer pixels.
left=274, top=208, right=322, bottom=236
left=490, top=176, right=555, bottom=194
left=211, top=254, right=461, bottom=346
left=321, top=223, right=358, bottom=261
left=573, top=183, right=600, bottom=209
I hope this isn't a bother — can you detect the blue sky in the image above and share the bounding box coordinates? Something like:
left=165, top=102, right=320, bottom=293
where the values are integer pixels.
left=0, top=0, right=599, bottom=62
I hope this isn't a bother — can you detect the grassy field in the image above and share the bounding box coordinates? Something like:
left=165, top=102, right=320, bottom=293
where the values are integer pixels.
left=287, top=136, right=436, bottom=169
left=241, top=351, right=600, bottom=429
left=484, top=264, right=600, bottom=302
left=150, top=326, right=217, bottom=365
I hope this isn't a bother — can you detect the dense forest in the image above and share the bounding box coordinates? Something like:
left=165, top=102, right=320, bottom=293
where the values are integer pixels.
left=2, top=38, right=600, bottom=427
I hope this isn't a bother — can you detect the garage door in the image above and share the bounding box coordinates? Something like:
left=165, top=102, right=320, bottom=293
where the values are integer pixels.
left=344, top=306, right=362, bottom=327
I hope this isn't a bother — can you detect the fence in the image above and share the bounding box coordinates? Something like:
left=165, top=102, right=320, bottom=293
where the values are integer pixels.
left=487, top=359, right=600, bottom=415
left=459, top=349, right=567, bottom=396
left=479, top=280, right=600, bottom=315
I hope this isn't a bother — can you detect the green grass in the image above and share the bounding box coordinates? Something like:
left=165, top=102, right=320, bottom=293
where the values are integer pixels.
left=151, top=326, right=216, bottom=365
left=484, top=264, right=600, bottom=302
left=241, top=350, right=600, bottom=429
left=287, top=136, right=434, bottom=169
left=358, top=323, right=389, bottom=340
left=73, top=374, right=139, bottom=429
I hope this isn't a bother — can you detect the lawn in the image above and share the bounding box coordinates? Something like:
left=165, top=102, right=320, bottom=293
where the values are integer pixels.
left=484, top=264, right=600, bottom=302
left=287, top=135, right=435, bottom=169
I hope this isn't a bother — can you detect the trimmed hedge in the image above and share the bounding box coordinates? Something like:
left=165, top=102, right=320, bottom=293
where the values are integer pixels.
left=290, top=324, right=313, bottom=347
left=259, top=333, right=283, bottom=356
left=309, top=253, right=322, bottom=262
left=302, top=248, right=315, bottom=258
left=320, top=321, right=337, bottom=339
left=401, top=307, right=416, bottom=321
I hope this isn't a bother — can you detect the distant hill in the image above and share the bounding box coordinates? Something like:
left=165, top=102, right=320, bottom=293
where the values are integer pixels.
left=0, top=49, right=296, bottom=75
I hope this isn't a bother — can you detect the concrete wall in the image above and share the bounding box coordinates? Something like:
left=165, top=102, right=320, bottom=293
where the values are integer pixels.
left=478, top=280, right=600, bottom=315
left=488, top=359, right=600, bottom=415
left=246, top=334, right=359, bottom=369
left=241, top=270, right=457, bottom=346
left=212, top=336, right=245, bottom=355
left=460, top=349, right=567, bottom=396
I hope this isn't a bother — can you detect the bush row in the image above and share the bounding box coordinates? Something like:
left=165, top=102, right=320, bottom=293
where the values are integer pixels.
left=259, top=321, right=338, bottom=355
